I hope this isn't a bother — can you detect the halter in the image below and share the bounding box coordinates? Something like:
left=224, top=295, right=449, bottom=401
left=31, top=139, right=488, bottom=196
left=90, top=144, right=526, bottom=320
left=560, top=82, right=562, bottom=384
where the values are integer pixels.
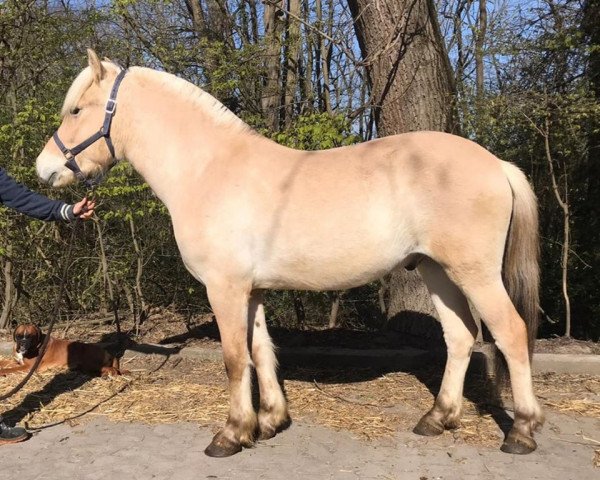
left=53, top=68, right=128, bottom=188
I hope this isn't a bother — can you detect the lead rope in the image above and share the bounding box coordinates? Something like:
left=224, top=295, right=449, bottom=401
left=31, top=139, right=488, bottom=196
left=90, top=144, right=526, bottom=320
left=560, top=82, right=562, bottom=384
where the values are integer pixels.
left=0, top=193, right=92, bottom=404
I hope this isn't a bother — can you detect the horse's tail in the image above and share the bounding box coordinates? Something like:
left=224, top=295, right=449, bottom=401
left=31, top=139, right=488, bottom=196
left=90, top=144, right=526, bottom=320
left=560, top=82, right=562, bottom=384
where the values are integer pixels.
left=496, top=161, right=540, bottom=385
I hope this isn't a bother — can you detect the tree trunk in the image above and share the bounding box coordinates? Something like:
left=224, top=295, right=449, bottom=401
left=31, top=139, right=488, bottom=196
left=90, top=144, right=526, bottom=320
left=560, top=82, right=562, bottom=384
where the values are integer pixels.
left=348, top=0, right=457, bottom=136
left=0, top=246, right=17, bottom=329
left=292, top=291, right=305, bottom=329
left=475, top=0, right=487, bottom=99
left=348, top=0, right=458, bottom=341
left=328, top=291, right=342, bottom=328
left=283, top=0, right=301, bottom=126
left=262, top=0, right=284, bottom=130
left=95, top=220, right=113, bottom=316
left=300, top=0, right=314, bottom=113
left=453, top=0, right=467, bottom=92
left=129, top=216, right=148, bottom=322
left=542, top=114, right=571, bottom=337
left=315, top=0, right=332, bottom=113
left=186, top=0, right=206, bottom=35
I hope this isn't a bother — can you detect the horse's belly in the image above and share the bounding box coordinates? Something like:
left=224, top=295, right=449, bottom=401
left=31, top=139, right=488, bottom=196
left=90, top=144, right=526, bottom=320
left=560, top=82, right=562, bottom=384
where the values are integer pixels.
left=255, top=234, right=415, bottom=291
left=256, top=262, right=400, bottom=290
left=172, top=185, right=422, bottom=290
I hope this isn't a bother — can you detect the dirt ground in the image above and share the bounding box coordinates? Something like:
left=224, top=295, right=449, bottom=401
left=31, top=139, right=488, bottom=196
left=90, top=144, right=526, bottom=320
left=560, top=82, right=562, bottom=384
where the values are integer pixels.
left=0, top=409, right=598, bottom=479
left=0, top=353, right=597, bottom=479
left=0, top=354, right=598, bottom=443
left=0, top=313, right=598, bottom=479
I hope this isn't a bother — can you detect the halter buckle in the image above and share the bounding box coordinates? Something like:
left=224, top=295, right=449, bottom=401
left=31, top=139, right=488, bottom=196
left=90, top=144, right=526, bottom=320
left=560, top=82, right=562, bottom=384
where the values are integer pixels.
left=105, top=98, right=117, bottom=115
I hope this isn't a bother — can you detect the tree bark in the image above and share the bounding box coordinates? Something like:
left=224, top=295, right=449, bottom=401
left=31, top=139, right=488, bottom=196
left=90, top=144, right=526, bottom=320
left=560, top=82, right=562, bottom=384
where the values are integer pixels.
left=542, top=114, right=571, bottom=337
left=283, top=0, right=301, bottom=126
left=95, top=219, right=113, bottom=316
left=262, top=0, right=284, bottom=130
left=348, top=0, right=458, bottom=340
left=300, top=0, right=314, bottom=113
left=292, top=291, right=306, bottom=328
left=453, top=0, right=467, bottom=92
left=475, top=0, right=487, bottom=99
left=0, top=246, right=17, bottom=329
left=328, top=291, right=342, bottom=328
left=348, top=0, right=458, bottom=136
left=129, top=215, right=148, bottom=322
left=186, top=0, right=207, bottom=35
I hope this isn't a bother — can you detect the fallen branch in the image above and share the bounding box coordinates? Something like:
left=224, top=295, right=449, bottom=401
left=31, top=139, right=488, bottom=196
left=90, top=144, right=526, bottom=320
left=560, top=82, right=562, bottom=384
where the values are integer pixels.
left=312, top=380, right=390, bottom=408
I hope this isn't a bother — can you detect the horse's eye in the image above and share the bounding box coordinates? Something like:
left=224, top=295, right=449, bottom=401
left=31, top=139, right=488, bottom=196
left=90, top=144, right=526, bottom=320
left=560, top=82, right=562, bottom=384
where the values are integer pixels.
left=70, top=107, right=81, bottom=116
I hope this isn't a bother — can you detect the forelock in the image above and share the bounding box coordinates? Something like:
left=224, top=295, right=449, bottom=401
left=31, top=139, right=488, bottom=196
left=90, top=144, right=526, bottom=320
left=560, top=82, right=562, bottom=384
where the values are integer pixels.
left=60, top=61, right=121, bottom=117
left=61, top=66, right=94, bottom=117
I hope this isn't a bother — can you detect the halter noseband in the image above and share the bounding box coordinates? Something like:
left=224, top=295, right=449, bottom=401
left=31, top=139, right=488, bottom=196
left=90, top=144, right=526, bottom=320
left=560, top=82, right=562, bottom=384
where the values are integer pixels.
left=53, top=68, right=128, bottom=188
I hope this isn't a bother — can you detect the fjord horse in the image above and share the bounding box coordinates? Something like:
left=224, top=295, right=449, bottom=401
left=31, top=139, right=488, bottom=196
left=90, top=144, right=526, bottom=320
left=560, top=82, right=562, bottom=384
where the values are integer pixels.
left=36, top=50, right=543, bottom=456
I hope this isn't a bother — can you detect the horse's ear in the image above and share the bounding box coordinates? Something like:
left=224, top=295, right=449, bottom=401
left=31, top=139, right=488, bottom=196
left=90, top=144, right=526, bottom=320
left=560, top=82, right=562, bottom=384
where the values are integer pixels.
left=87, top=48, right=106, bottom=83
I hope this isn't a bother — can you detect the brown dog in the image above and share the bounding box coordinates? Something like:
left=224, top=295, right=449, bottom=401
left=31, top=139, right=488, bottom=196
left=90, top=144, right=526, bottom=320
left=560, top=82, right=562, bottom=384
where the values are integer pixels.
left=0, top=324, right=122, bottom=377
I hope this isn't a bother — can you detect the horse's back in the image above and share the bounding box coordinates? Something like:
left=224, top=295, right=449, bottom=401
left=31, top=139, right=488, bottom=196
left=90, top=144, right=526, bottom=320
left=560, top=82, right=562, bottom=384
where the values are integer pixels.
left=248, top=131, right=512, bottom=290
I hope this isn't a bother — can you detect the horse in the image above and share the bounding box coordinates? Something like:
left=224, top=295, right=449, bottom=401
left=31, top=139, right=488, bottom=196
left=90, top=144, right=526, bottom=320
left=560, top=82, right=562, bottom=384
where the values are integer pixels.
left=36, top=49, right=543, bottom=457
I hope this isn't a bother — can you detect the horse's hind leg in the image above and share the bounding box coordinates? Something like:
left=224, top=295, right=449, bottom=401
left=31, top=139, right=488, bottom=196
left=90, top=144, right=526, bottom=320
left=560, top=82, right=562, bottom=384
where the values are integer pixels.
left=414, top=258, right=478, bottom=436
left=459, top=277, right=543, bottom=454
left=204, top=282, right=257, bottom=457
left=249, top=291, right=290, bottom=440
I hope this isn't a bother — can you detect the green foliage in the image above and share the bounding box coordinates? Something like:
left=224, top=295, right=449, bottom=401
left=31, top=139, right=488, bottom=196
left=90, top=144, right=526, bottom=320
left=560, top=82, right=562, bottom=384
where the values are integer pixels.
left=0, top=0, right=597, bottom=341
left=0, top=99, right=61, bottom=162
left=455, top=0, right=600, bottom=339
left=273, top=113, right=360, bottom=150
left=95, top=163, right=166, bottom=221
left=471, top=88, right=600, bottom=339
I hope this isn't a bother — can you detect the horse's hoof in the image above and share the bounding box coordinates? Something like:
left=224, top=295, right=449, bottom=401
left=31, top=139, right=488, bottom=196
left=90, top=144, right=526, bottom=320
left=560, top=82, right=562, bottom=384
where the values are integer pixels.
left=258, top=426, right=276, bottom=441
left=413, top=414, right=445, bottom=437
left=258, top=413, right=291, bottom=440
left=204, top=435, right=242, bottom=457
left=500, top=430, right=537, bottom=454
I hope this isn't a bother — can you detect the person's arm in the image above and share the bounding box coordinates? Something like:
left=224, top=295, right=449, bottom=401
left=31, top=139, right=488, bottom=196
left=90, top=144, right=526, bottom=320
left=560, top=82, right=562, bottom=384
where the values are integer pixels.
left=0, top=167, right=75, bottom=221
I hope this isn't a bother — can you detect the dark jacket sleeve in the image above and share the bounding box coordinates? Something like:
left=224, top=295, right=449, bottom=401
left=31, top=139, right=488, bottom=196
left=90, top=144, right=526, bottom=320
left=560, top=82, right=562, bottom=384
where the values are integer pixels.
left=0, top=167, right=75, bottom=221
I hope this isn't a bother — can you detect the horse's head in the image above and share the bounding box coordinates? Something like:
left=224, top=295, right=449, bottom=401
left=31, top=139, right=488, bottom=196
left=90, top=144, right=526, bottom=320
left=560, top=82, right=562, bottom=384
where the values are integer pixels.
left=36, top=49, right=125, bottom=187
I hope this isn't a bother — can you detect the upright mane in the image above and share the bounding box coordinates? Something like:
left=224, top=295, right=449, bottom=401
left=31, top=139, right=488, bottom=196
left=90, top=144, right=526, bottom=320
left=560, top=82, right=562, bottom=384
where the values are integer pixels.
left=131, top=66, right=252, bottom=134
left=62, top=62, right=253, bottom=135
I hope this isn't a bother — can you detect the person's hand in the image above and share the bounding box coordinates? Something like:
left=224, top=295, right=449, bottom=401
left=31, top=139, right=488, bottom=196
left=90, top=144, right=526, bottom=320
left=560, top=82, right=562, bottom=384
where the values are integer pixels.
left=72, top=197, right=96, bottom=220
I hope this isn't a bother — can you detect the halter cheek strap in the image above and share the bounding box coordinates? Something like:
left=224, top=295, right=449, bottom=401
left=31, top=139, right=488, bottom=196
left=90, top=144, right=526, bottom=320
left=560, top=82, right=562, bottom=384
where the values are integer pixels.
left=53, top=68, right=128, bottom=188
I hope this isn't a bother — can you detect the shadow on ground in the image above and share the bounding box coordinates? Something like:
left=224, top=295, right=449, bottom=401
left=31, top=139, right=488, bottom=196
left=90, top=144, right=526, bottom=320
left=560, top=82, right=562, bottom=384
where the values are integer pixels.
left=97, top=332, right=182, bottom=358
left=3, top=370, right=94, bottom=428
left=2, top=314, right=511, bottom=440
left=159, top=312, right=445, bottom=350
left=1, top=332, right=180, bottom=430
left=158, top=315, right=513, bottom=438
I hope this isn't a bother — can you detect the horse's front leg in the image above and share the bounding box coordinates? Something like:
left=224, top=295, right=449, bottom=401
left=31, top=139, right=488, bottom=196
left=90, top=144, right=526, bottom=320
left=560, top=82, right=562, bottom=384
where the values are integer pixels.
left=204, top=282, right=257, bottom=457
left=249, top=291, right=290, bottom=439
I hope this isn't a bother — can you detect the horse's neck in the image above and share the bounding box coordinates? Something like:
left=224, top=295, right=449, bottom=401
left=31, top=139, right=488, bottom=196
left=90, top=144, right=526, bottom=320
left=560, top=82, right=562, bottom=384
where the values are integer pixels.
left=115, top=76, right=260, bottom=206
